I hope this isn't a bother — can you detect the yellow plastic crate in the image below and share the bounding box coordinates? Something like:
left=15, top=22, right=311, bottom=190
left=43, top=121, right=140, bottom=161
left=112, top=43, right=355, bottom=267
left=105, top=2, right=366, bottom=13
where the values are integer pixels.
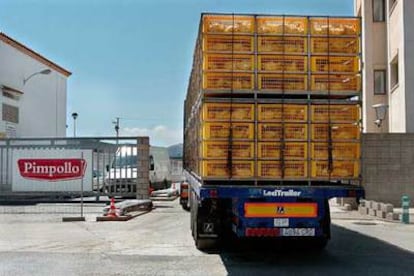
left=203, top=141, right=254, bottom=159
left=258, top=161, right=308, bottom=179
left=311, top=160, right=360, bottom=178
left=258, top=123, right=308, bottom=140
left=258, top=36, right=307, bottom=53
left=311, top=37, right=360, bottom=55
left=311, top=124, right=360, bottom=141
left=258, top=55, right=307, bottom=72
left=202, top=160, right=254, bottom=178
left=311, top=105, right=360, bottom=123
left=203, top=35, right=254, bottom=53
left=258, top=142, right=308, bottom=159
left=310, top=17, right=360, bottom=36
left=203, top=15, right=255, bottom=33
left=203, top=103, right=254, bottom=121
left=203, top=54, right=254, bottom=71
left=311, top=56, right=360, bottom=73
left=311, top=143, right=360, bottom=159
left=258, top=143, right=281, bottom=159
left=311, top=74, right=361, bottom=92
left=257, top=16, right=307, bottom=35
left=258, top=104, right=308, bottom=122
left=203, top=122, right=254, bottom=139
left=259, top=74, right=307, bottom=91
left=203, top=72, right=254, bottom=90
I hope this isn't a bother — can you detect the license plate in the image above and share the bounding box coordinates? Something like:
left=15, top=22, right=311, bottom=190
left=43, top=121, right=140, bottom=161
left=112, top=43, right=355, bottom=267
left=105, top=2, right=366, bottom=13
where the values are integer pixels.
left=274, top=218, right=289, bottom=227
left=281, top=228, right=315, bottom=237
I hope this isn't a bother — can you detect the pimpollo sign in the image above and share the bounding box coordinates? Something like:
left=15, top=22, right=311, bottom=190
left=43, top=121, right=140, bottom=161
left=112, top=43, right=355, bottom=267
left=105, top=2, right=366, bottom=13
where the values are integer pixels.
left=18, top=159, right=86, bottom=181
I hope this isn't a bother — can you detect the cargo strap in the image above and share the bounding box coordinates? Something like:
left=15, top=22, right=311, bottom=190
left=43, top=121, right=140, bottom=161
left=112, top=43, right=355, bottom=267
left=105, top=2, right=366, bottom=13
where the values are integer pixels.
left=327, top=17, right=333, bottom=177
left=280, top=15, right=286, bottom=180
left=227, top=13, right=235, bottom=179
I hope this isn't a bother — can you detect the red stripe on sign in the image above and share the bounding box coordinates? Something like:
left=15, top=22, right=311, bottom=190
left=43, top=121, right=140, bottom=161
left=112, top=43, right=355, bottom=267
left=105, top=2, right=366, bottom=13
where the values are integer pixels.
left=18, top=159, right=87, bottom=181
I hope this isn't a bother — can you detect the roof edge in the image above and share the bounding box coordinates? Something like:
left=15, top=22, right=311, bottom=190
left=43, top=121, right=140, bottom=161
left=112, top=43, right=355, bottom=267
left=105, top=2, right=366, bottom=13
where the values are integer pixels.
left=0, top=32, right=72, bottom=77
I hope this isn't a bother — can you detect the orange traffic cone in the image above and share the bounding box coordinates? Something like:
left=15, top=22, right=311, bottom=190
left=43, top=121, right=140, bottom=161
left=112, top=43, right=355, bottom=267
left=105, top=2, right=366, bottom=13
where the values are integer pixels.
left=107, top=197, right=118, bottom=217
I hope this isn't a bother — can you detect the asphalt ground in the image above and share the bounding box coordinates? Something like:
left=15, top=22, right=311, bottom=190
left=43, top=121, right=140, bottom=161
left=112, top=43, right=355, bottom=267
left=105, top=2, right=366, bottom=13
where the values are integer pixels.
left=0, top=199, right=413, bottom=275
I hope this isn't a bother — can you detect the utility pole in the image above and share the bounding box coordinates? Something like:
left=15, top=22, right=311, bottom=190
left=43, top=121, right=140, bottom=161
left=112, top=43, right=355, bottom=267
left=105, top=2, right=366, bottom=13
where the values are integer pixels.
left=113, top=117, right=120, bottom=147
left=113, top=117, right=120, bottom=138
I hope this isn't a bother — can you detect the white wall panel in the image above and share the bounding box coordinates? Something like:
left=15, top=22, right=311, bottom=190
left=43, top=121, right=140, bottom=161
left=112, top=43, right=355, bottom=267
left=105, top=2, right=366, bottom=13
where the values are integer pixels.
left=12, top=149, right=92, bottom=192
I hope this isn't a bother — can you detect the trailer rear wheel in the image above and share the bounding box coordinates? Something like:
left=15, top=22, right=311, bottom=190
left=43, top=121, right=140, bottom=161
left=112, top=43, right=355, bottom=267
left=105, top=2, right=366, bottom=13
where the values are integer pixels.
left=311, top=199, right=331, bottom=250
left=190, top=194, right=220, bottom=251
left=313, top=237, right=328, bottom=250
left=181, top=200, right=190, bottom=211
left=190, top=191, right=196, bottom=237
left=322, top=199, right=331, bottom=239
left=195, top=238, right=219, bottom=251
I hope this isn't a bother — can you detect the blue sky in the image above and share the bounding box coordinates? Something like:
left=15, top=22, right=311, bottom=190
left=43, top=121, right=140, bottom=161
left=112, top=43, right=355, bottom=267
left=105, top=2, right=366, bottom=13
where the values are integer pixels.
left=0, top=0, right=354, bottom=146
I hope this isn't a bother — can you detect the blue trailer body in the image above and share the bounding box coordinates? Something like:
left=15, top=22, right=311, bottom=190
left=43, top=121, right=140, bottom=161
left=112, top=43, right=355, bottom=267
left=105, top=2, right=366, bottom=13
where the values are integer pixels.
left=186, top=171, right=364, bottom=243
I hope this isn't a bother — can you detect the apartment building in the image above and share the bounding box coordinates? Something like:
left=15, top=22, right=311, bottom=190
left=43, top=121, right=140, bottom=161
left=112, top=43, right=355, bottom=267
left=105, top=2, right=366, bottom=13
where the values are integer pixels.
left=355, top=0, right=414, bottom=132
left=0, top=32, right=71, bottom=138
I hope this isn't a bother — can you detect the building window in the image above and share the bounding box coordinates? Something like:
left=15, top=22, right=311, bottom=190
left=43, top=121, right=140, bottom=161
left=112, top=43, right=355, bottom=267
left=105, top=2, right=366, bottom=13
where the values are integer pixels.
left=1, top=85, right=23, bottom=101
left=374, top=70, right=387, bottom=94
left=2, top=104, right=19, bottom=123
left=373, top=0, right=385, bottom=22
left=3, top=91, right=19, bottom=100
left=390, top=55, right=399, bottom=90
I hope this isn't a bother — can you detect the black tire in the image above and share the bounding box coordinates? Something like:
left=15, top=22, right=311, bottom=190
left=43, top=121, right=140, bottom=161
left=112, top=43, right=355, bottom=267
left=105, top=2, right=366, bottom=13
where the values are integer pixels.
left=310, top=199, right=331, bottom=251
left=190, top=193, right=219, bottom=251
left=313, top=237, right=328, bottom=250
left=190, top=191, right=196, bottom=237
left=195, top=238, right=219, bottom=251
left=181, top=199, right=190, bottom=211
left=193, top=213, right=219, bottom=251
left=322, top=199, right=331, bottom=239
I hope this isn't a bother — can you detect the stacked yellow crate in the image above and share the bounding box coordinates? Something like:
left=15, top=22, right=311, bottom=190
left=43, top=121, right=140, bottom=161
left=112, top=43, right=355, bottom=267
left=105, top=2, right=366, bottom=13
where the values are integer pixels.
left=202, top=15, right=255, bottom=91
left=256, top=16, right=308, bottom=92
left=257, top=104, right=309, bottom=179
left=201, top=15, right=361, bottom=95
left=185, top=14, right=362, bottom=181
left=257, top=16, right=308, bottom=92
left=201, top=103, right=255, bottom=178
left=310, top=104, right=360, bottom=178
left=309, top=18, right=361, bottom=94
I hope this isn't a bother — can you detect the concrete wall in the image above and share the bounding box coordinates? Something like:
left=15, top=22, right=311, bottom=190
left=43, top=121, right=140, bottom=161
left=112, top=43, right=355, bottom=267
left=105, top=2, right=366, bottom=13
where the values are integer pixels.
left=170, top=159, right=184, bottom=182
left=358, top=0, right=389, bottom=132
left=403, top=0, right=414, bottom=132
left=362, top=133, right=414, bottom=206
left=387, top=0, right=406, bottom=132
left=0, top=40, right=68, bottom=138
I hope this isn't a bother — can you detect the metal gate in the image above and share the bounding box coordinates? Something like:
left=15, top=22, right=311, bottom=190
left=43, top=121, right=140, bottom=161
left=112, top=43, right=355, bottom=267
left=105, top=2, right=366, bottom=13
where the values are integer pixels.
left=0, top=137, right=150, bottom=199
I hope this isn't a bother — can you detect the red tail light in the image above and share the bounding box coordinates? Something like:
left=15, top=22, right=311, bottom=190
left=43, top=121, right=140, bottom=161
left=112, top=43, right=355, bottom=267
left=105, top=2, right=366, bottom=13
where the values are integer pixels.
left=209, top=189, right=218, bottom=198
left=245, top=228, right=279, bottom=237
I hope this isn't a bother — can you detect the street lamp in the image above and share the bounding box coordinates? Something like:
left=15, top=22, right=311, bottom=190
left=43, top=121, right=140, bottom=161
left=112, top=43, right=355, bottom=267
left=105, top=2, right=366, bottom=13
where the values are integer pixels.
left=372, top=103, right=388, bottom=128
left=72, top=112, right=78, bottom=137
left=23, top=69, right=51, bottom=85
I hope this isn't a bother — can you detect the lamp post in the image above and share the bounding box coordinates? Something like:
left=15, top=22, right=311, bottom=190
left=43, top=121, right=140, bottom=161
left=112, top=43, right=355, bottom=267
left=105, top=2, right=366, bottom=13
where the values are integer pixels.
left=72, top=112, right=78, bottom=137
left=372, top=103, right=388, bottom=130
left=23, top=69, right=51, bottom=85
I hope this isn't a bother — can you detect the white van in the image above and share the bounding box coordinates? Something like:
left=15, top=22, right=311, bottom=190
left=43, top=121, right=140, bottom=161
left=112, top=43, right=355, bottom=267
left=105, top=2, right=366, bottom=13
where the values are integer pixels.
left=104, top=145, right=171, bottom=193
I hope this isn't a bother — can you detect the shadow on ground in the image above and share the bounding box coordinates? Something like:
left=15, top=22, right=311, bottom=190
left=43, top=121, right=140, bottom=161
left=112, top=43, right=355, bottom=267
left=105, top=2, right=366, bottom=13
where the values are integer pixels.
left=217, top=225, right=414, bottom=275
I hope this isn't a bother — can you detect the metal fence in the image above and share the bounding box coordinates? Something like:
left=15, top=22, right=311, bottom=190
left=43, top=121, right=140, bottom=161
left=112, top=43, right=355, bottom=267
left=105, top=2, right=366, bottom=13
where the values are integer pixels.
left=0, top=137, right=150, bottom=200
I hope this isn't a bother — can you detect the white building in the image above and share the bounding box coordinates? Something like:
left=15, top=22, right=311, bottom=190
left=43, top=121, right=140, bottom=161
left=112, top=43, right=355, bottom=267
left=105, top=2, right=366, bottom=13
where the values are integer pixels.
left=355, top=0, right=414, bottom=132
left=0, top=32, right=71, bottom=138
